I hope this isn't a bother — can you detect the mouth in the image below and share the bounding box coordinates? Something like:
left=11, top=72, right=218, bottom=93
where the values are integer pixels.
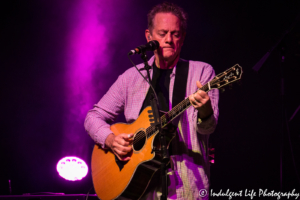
left=163, top=47, right=174, bottom=51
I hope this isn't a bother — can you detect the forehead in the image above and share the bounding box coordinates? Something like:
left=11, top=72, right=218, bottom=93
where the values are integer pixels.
left=152, top=12, right=181, bottom=31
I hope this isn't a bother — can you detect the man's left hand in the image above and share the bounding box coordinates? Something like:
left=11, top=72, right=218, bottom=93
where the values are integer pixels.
left=189, top=81, right=213, bottom=119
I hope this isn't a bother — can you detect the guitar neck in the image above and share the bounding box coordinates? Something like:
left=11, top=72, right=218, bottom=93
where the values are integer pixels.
left=161, top=83, right=211, bottom=128
left=146, top=64, right=242, bottom=137
left=161, top=64, right=243, bottom=127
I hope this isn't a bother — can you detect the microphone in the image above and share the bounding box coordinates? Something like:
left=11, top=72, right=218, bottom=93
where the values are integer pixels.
left=128, top=40, right=159, bottom=55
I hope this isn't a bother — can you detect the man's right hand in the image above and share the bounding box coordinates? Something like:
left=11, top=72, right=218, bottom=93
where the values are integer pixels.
left=105, top=133, right=133, bottom=161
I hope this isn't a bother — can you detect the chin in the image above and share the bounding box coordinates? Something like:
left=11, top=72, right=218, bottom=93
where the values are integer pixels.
left=162, top=54, right=177, bottom=62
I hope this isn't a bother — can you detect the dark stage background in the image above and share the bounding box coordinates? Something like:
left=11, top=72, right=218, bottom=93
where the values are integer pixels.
left=1, top=0, right=300, bottom=197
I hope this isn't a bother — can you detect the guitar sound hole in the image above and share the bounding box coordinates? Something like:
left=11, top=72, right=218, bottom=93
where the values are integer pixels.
left=133, top=131, right=146, bottom=151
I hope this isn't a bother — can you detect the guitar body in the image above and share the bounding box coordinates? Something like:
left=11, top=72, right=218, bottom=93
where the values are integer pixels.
left=91, top=106, right=169, bottom=200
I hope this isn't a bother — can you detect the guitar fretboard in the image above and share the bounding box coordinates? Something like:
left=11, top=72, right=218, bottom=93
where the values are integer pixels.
left=145, top=84, right=211, bottom=139
left=139, top=64, right=242, bottom=141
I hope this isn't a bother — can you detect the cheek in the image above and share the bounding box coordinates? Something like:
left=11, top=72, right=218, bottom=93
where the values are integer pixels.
left=174, top=43, right=182, bottom=52
left=174, top=39, right=183, bottom=47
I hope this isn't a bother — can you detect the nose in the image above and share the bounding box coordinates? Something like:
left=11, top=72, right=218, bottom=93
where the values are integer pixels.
left=165, top=32, right=173, bottom=44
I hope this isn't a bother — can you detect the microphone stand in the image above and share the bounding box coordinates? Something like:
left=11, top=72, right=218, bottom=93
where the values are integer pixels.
left=140, top=52, right=169, bottom=200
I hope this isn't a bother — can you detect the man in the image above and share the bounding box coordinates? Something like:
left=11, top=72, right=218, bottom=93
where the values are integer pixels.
left=85, top=2, right=219, bottom=200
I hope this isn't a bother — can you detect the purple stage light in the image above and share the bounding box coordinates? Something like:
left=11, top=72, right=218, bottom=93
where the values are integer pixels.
left=56, top=156, right=88, bottom=181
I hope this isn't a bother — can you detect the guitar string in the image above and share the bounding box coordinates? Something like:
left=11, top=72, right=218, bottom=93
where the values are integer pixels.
left=162, top=66, right=239, bottom=117
left=132, top=68, right=238, bottom=145
left=132, top=66, right=240, bottom=145
left=132, top=98, right=191, bottom=144
left=162, top=66, right=241, bottom=126
left=166, top=66, right=241, bottom=121
left=134, top=77, right=226, bottom=143
left=163, top=73, right=238, bottom=119
left=130, top=61, right=243, bottom=144
left=133, top=99, right=191, bottom=145
left=133, top=99, right=190, bottom=144
left=132, top=76, right=236, bottom=145
left=131, top=64, right=239, bottom=143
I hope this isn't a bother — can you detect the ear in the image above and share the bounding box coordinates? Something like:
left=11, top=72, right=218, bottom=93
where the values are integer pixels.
left=145, top=29, right=151, bottom=42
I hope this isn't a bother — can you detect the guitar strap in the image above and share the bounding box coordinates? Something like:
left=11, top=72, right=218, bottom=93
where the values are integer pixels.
left=168, top=59, right=189, bottom=156
left=172, top=59, right=189, bottom=110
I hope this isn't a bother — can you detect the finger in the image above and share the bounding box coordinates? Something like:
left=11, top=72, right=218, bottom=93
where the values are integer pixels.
left=193, top=93, right=201, bottom=103
left=114, top=153, right=131, bottom=161
left=122, top=156, right=131, bottom=161
left=114, top=149, right=132, bottom=161
left=115, top=141, right=132, bottom=152
left=124, top=134, right=134, bottom=143
left=193, top=94, right=200, bottom=104
left=196, top=80, right=203, bottom=89
left=189, top=94, right=200, bottom=106
left=120, top=146, right=132, bottom=153
left=127, top=133, right=134, bottom=139
left=114, top=149, right=126, bottom=156
left=115, top=146, right=132, bottom=155
left=195, top=90, right=209, bottom=100
left=116, top=134, right=133, bottom=146
left=119, top=133, right=134, bottom=142
left=115, top=154, right=123, bottom=161
left=115, top=138, right=130, bottom=146
left=119, top=133, right=132, bottom=138
left=194, top=92, right=208, bottom=104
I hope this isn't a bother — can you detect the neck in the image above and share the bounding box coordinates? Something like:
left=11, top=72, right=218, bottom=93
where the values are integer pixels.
left=155, top=55, right=180, bottom=69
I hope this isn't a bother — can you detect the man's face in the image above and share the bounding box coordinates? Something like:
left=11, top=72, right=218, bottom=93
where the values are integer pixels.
left=146, top=12, right=185, bottom=63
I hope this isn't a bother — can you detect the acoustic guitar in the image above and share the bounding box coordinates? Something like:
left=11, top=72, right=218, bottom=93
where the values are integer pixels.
left=91, top=64, right=243, bottom=200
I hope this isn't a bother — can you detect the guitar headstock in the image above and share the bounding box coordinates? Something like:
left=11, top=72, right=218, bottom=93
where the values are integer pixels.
left=210, top=64, right=242, bottom=90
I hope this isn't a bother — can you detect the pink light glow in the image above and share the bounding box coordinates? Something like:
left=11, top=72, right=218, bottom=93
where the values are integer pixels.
left=62, top=0, right=132, bottom=156
left=65, top=0, right=108, bottom=117
left=63, top=0, right=111, bottom=156
left=57, top=156, right=88, bottom=181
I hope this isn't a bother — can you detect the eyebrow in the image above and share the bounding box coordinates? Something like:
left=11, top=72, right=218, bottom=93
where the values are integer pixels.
left=157, top=30, right=181, bottom=34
